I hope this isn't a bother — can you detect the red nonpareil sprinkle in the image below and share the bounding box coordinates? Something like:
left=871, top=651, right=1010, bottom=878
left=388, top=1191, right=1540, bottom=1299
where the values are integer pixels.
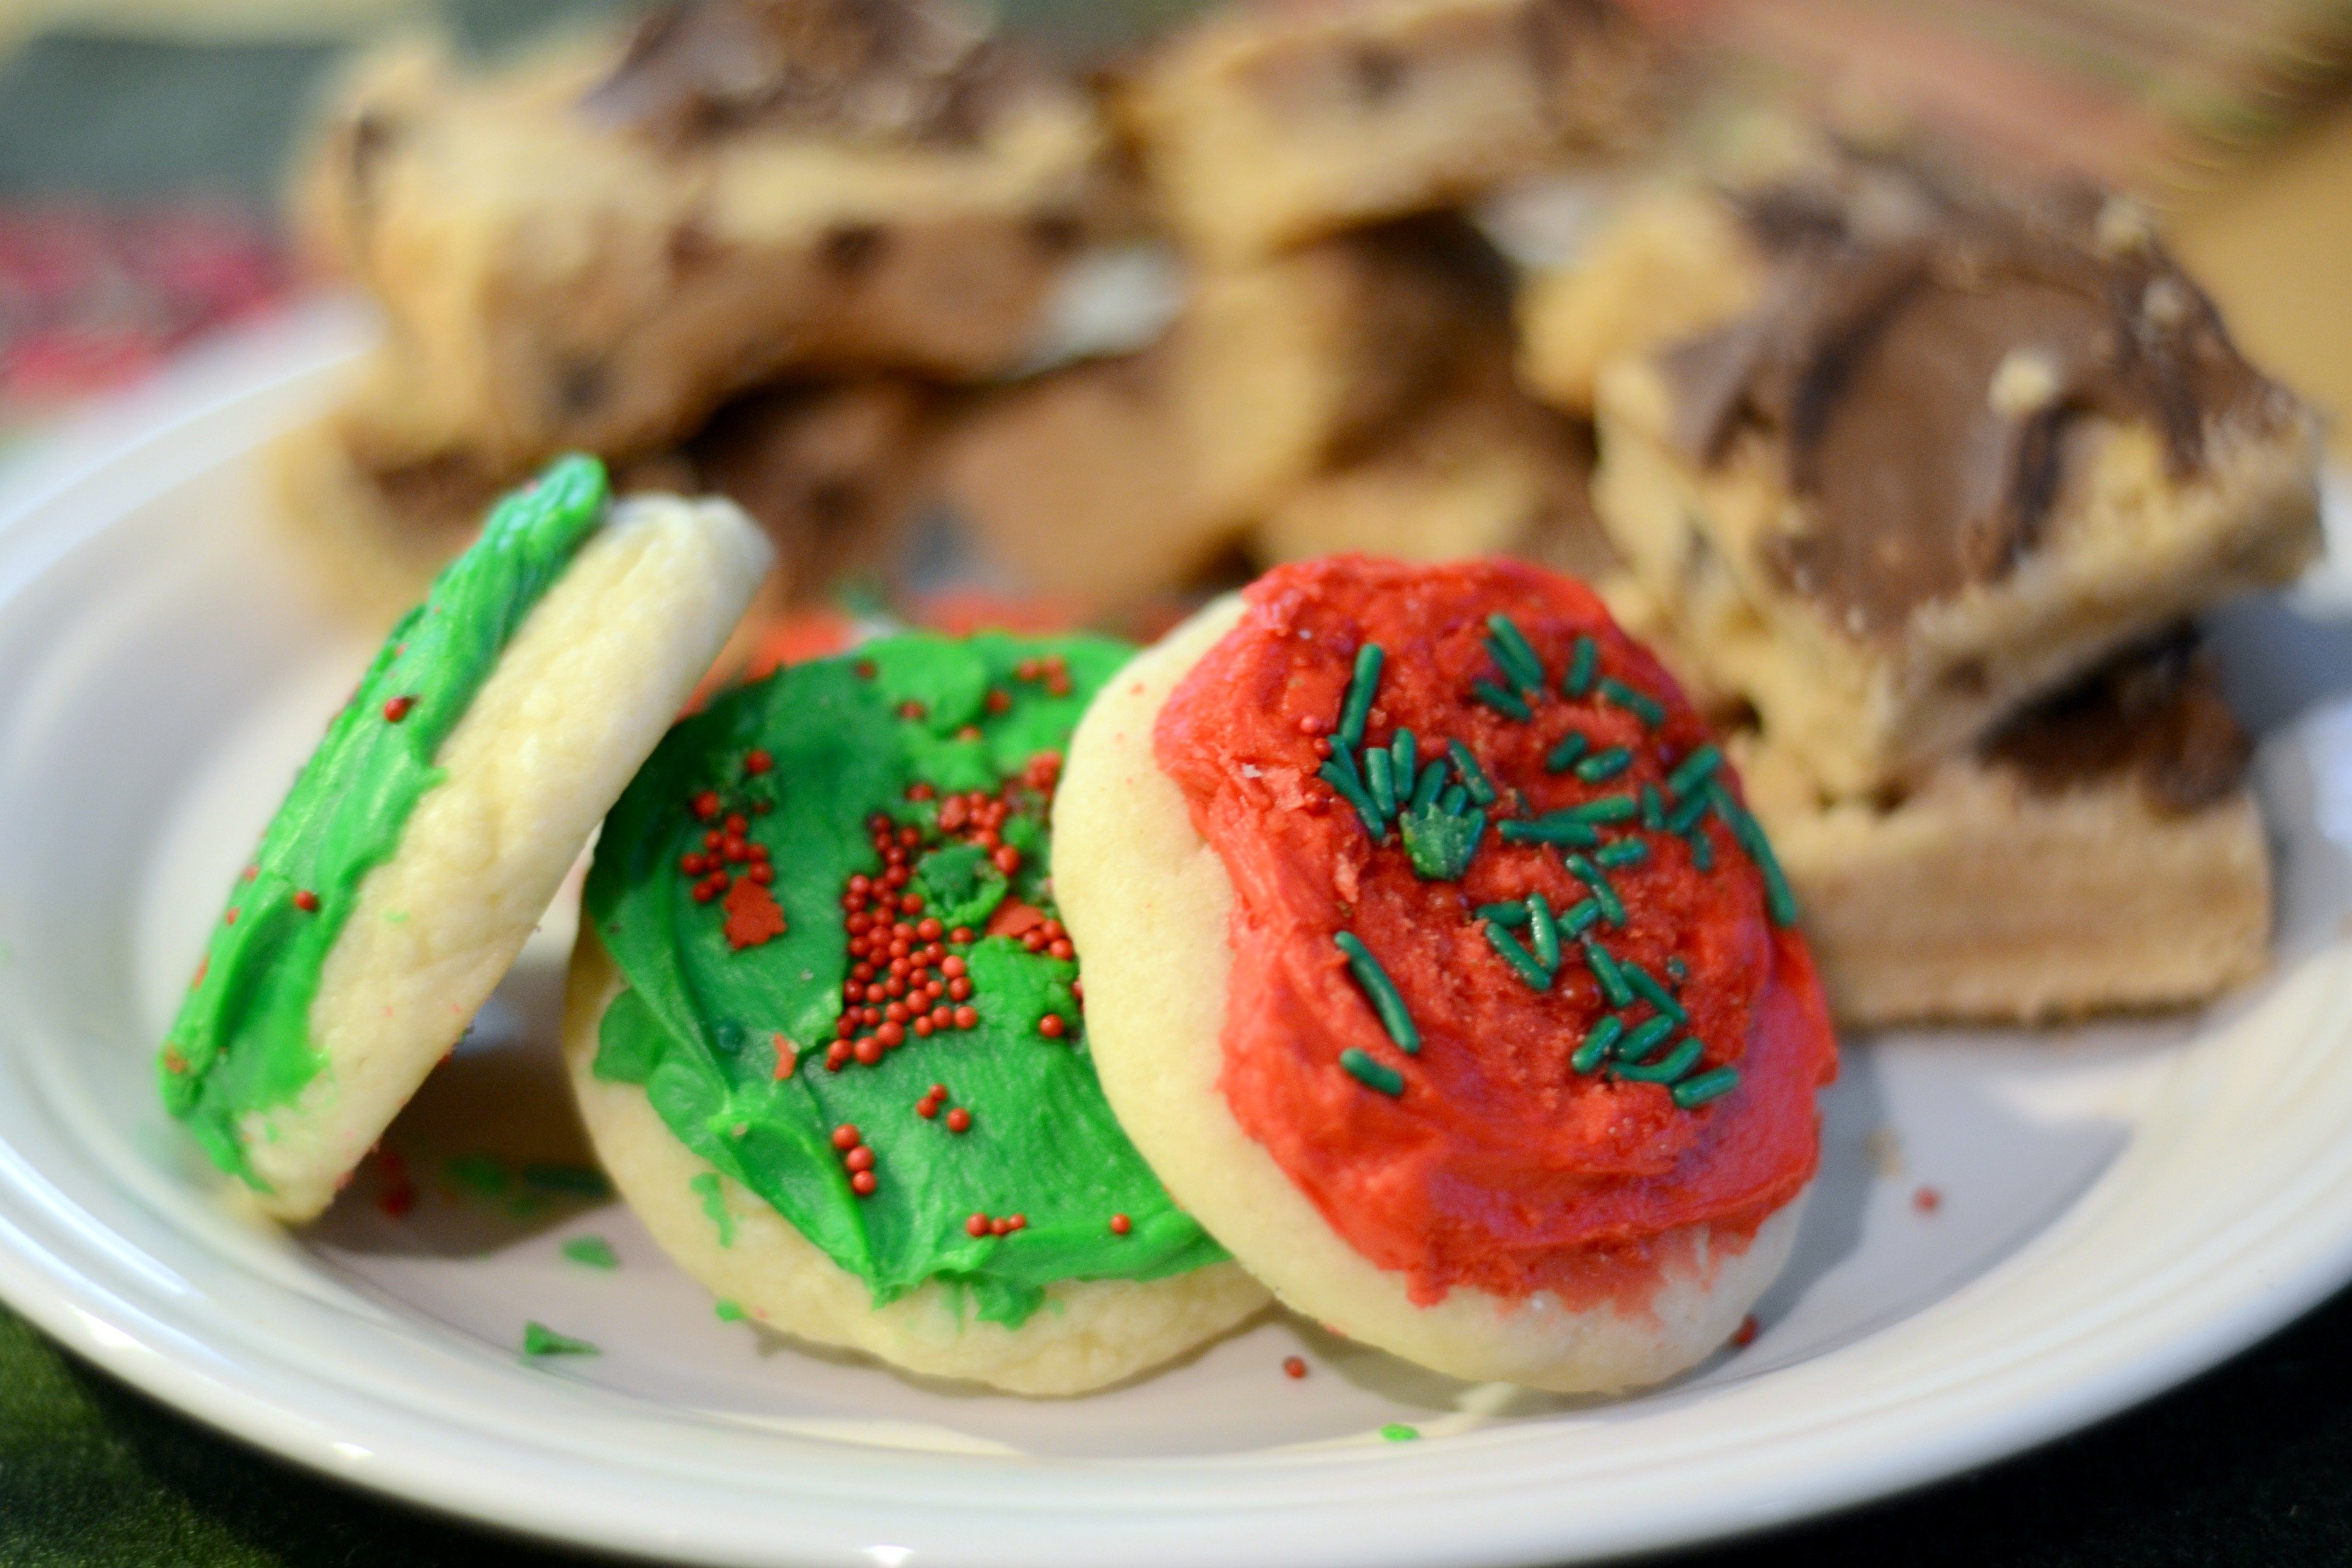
left=722, top=879, right=787, bottom=950
left=242, top=865, right=258, bottom=882
left=223, top=908, right=237, bottom=926
left=988, top=902, right=1046, bottom=939
left=897, top=700, right=926, bottom=721
left=826, top=1043, right=849, bottom=1071
left=854, top=1036, right=884, bottom=1065
left=292, top=889, right=320, bottom=912
left=382, top=694, right=415, bottom=722
left=1732, top=1315, right=1760, bottom=1348
left=1048, top=939, right=1074, bottom=961
left=190, top=955, right=207, bottom=987
left=1913, top=1185, right=1943, bottom=1214
left=772, top=1034, right=795, bottom=1079
left=985, top=689, right=1011, bottom=713
left=907, top=780, right=936, bottom=802
left=691, top=791, right=722, bottom=820
left=1109, top=1213, right=1131, bottom=1236
left=946, top=1107, right=970, bottom=1133
left=855, top=659, right=878, bottom=680
left=951, top=926, right=975, bottom=944
left=851, top=1170, right=878, bottom=1197
left=831, top=1124, right=861, bottom=1150
left=1282, top=1355, right=1306, bottom=1379
left=844, top=1146, right=875, bottom=1173
left=160, top=1044, right=188, bottom=1075
left=953, top=1005, right=978, bottom=1030
left=990, top=1217, right=1010, bottom=1236
left=1008, top=1214, right=1026, bottom=1231
left=992, top=845, right=1022, bottom=875
left=917, top=1097, right=941, bottom=1119
left=966, top=1213, right=990, bottom=1237
left=744, top=749, right=773, bottom=776
left=1037, top=1014, right=1066, bottom=1040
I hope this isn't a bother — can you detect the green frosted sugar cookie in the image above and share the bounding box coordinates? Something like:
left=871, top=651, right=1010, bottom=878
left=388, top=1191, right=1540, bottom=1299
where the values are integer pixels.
left=159, top=456, right=772, bottom=1219
left=569, top=632, right=1270, bottom=1394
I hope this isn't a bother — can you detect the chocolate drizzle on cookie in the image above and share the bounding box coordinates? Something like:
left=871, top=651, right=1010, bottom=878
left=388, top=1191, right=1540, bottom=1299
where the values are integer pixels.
left=1661, top=156, right=2293, bottom=644
left=1983, top=629, right=2251, bottom=814
left=581, top=0, right=1031, bottom=148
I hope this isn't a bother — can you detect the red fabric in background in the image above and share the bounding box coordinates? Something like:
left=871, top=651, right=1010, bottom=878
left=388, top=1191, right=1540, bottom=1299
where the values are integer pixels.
left=0, top=206, right=286, bottom=425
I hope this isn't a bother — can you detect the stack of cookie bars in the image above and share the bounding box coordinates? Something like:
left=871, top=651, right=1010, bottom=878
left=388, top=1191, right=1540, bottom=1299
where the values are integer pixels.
left=281, top=0, right=1118, bottom=620
left=937, top=0, right=1669, bottom=612
left=1518, top=141, right=2324, bottom=1024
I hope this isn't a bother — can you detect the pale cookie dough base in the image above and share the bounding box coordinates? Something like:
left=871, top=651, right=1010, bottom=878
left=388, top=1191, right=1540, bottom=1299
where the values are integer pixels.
left=241, top=494, right=773, bottom=1221
left=1738, top=737, right=2272, bottom=1026
left=561, top=933, right=1270, bottom=1396
left=1054, top=598, right=1805, bottom=1394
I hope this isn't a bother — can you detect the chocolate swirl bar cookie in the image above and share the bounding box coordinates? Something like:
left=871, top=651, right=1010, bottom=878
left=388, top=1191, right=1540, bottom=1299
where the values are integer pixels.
left=282, top=0, right=1104, bottom=610
left=1537, top=152, right=2322, bottom=795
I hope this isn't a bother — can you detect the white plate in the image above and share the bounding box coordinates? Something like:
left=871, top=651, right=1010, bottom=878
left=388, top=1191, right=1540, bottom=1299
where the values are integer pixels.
left=2, top=303, right=2352, bottom=1568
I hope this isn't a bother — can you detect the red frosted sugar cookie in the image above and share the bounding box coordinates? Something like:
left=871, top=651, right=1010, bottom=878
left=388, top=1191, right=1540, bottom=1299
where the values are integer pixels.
left=1054, top=556, right=1837, bottom=1391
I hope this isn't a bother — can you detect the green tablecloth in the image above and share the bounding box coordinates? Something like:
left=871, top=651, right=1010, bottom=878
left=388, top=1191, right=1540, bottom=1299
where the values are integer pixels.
left=6, top=13, right=2350, bottom=1564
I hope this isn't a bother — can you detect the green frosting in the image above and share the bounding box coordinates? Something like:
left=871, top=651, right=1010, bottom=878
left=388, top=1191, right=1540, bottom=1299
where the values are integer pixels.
left=585, top=632, right=1226, bottom=1328
left=159, top=456, right=611, bottom=1183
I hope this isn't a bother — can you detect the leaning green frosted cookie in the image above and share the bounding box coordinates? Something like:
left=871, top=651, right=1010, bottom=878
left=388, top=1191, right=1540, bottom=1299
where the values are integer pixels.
left=160, top=457, right=772, bottom=1221
left=567, top=632, right=1269, bottom=1394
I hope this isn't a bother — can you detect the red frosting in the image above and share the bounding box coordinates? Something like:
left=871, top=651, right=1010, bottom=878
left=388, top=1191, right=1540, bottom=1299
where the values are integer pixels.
left=1154, top=559, right=1838, bottom=1310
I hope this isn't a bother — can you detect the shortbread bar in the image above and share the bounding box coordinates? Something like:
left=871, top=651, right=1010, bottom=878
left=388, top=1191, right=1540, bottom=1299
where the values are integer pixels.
left=295, top=0, right=1106, bottom=478
left=1131, top=0, right=1664, bottom=263
left=1738, top=633, right=2271, bottom=1026
left=1581, top=157, right=2322, bottom=795
left=1249, top=370, right=1604, bottom=573
left=936, top=214, right=1515, bottom=607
